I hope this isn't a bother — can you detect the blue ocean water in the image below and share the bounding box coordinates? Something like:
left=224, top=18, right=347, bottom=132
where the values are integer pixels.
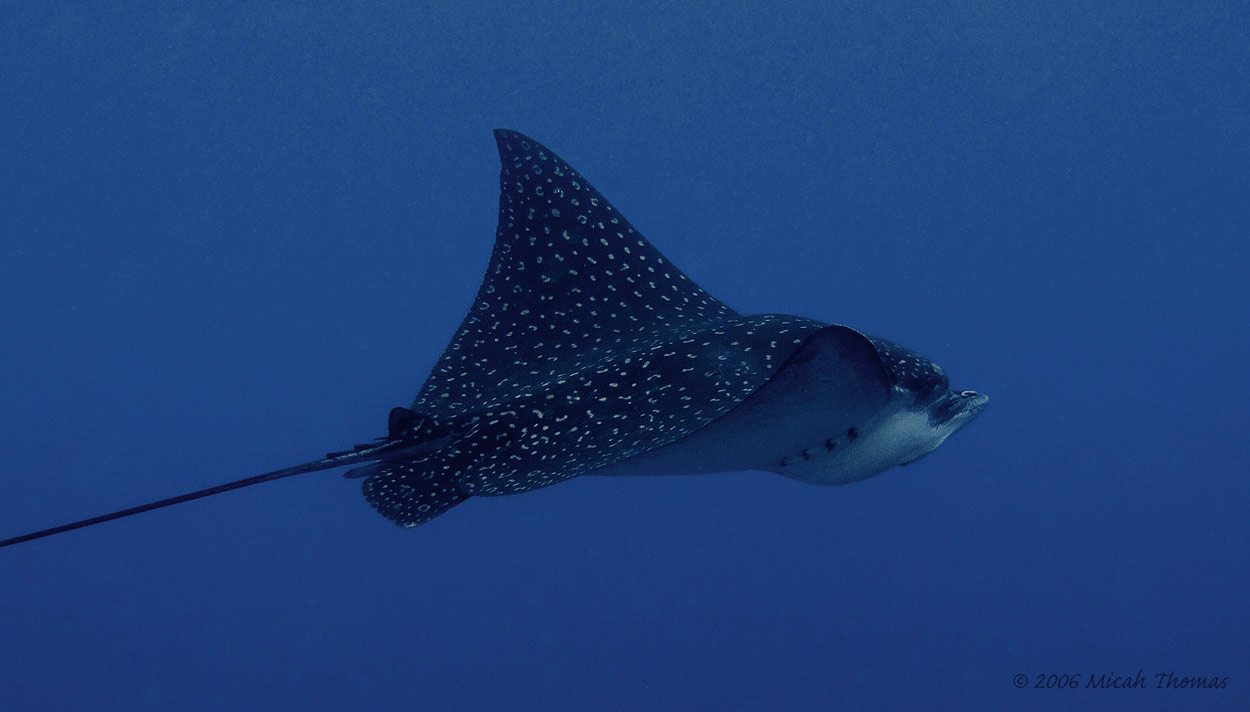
left=1, top=2, right=1246, bottom=710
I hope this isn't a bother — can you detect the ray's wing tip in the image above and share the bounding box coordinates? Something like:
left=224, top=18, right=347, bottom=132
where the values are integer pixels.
left=493, top=128, right=532, bottom=153
left=492, top=129, right=565, bottom=168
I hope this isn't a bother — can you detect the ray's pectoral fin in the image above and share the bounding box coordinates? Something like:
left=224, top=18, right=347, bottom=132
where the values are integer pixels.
left=711, top=325, right=894, bottom=472
left=745, top=325, right=892, bottom=413
left=738, top=325, right=896, bottom=480
left=600, top=325, right=894, bottom=478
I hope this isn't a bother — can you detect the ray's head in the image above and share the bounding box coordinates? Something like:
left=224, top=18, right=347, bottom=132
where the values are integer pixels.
left=869, top=335, right=989, bottom=438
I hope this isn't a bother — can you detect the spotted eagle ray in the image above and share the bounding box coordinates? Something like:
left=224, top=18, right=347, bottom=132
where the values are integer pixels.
left=0, top=130, right=988, bottom=548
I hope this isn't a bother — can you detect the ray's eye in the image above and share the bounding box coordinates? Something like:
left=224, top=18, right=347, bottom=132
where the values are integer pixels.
left=960, top=390, right=978, bottom=397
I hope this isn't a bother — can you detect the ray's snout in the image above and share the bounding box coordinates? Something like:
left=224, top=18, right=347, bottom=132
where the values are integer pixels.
left=931, top=388, right=989, bottom=428
left=960, top=390, right=990, bottom=411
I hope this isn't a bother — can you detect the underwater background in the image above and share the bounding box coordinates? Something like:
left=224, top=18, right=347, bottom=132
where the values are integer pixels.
left=1, top=2, right=1246, bottom=710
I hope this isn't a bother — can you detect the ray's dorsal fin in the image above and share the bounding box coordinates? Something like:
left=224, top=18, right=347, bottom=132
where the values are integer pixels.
left=413, top=129, right=737, bottom=418
left=388, top=406, right=422, bottom=436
